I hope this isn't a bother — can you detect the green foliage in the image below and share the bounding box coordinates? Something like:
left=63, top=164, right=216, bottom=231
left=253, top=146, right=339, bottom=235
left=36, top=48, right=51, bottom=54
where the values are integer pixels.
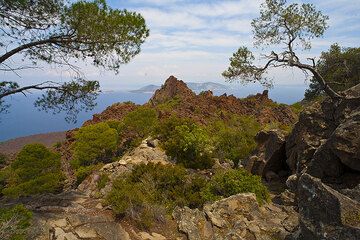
left=290, top=102, right=303, bottom=115
left=0, top=0, right=149, bottom=120
left=1, top=144, right=63, bottom=198
left=34, top=79, right=100, bottom=123
left=208, top=115, right=260, bottom=166
left=106, top=163, right=207, bottom=228
left=156, top=96, right=181, bottom=111
left=222, top=0, right=339, bottom=99
left=305, top=44, right=360, bottom=100
left=202, top=168, right=270, bottom=204
left=252, top=0, right=328, bottom=49
left=0, top=153, right=7, bottom=166
left=71, top=122, right=118, bottom=168
left=119, top=106, right=158, bottom=138
left=97, top=173, right=109, bottom=190
left=0, top=204, right=32, bottom=240
left=162, top=122, right=214, bottom=169
left=107, top=164, right=270, bottom=229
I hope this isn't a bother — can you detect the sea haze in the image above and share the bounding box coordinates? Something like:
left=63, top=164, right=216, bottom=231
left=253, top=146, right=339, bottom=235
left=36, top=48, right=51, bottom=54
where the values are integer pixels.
left=0, top=84, right=306, bottom=142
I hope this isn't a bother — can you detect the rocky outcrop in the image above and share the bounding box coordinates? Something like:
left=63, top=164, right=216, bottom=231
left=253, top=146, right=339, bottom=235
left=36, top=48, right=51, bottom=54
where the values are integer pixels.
left=87, top=76, right=297, bottom=126
left=297, top=174, right=360, bottom=240
left=286, top=84, right=360, bottom=178
left=149, top=75, right=196, bottom=105
left=77, top=138, right=170, bottom=197
left=282, top=84, right=360, bottom=239
left=173, top=193, right=298, bottom=240
left=84, top=102, right=139, bottom=126
left=243, top=130, right=288, bottom=180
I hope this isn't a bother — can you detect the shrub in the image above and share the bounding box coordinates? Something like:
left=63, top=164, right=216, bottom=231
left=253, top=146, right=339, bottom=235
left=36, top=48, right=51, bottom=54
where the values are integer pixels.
left=156, top=116, right=213, bottom=169
left=208, top=115, right=260, bottom=166
left=0, top=204, right=32, bottom=240
left=106, top=163, right=207, bottom=228
left=202, top=168, right=270, bottom=204
left=119, top=106, right=158, bottom=139
left=71, top=122, right=118, bottom=168
left=1, top=144, right=64, bottom=198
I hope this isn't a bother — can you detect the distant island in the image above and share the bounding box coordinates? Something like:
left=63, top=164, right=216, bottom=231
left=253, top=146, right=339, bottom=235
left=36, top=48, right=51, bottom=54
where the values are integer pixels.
left=130, top=82, right=229, bottom=93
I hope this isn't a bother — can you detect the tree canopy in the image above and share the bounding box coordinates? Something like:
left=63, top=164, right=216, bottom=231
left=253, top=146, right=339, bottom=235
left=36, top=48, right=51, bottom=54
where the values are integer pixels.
left=305, top=44, right=360, bottom=100
left=222, top=0, right=355, bottom=100
left=0, top=0, right=149, bottom=121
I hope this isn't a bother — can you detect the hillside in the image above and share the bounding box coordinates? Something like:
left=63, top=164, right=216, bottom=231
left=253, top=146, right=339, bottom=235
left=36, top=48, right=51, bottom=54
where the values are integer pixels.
left=86, top=76, right=296, bottom=126
left=0, top=131, right=66, bottom=156
left=1, top=76, right=359, bottom=240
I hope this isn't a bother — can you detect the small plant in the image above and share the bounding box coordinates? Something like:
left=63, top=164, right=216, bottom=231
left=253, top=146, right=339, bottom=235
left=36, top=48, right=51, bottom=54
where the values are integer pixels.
left=97, top=173, right=110, bottom=190
left=2, top=144, right=64, bottom=198
left=0, top=204, right=32, bottom=240
left=74, top=163, right=103, bottom=185
left=202, top=168, right=270, bottom=204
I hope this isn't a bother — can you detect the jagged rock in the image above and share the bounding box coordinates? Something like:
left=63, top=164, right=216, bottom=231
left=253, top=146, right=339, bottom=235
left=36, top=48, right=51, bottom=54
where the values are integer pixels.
left=173, top=193, right=298, bottom=240
left=297, top=173, right=360, bottom=240
left=84, top=102, right=138, bottom=126
left=330, top=117, right=360, bottom=172
left=244, top=130, right=288, bottom=178
left=172, top=206, right=211, bottom=240
left=286, top=100, right=335, bottom=174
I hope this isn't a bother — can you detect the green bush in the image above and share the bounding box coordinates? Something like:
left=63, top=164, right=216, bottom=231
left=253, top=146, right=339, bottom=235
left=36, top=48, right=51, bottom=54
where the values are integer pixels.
left=0, top=204, right=32, bottom=240
left=202, top=168, right=270, bottom=204
left=106, top=163, right=207, bottom=228
left=156, top=117, right=214, bottom=169
left=1, top=144, right=64, bottom=198
left=208, top=115, right=260, bottom=166
left=119, top=106, right=158, bottom=139
left=71, top=122, right=118, bottom=168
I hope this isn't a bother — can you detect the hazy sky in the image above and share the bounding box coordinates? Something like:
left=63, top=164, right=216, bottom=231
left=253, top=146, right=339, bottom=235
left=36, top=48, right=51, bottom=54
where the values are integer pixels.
left=2, top=0, right=360, bottom=90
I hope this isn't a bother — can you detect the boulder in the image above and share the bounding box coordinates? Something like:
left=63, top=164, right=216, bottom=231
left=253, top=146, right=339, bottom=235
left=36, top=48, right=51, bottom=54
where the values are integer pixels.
left=297, top=174, right=360, bottom=240
left=173, top=193, right=298, bottom=240
left=244, top=130, right=288, bottom=178
left=330, top=117, right=360, bottom=172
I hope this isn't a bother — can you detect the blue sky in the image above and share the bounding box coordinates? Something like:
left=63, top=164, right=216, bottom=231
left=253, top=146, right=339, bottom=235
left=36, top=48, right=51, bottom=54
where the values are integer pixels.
left=2, top=0, right=360, bottom=91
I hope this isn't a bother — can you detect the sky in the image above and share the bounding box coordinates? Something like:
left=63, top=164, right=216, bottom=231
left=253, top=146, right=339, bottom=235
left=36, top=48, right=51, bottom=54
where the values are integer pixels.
left=2, top=0, right=360, bottom=91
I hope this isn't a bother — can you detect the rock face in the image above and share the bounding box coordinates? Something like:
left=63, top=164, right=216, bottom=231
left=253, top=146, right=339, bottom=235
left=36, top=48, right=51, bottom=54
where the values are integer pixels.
left=84, top=102, right=138, bottom=126
left=297, top=174, right=360, bottom=240
left=243, top=130, right=288, bottom=179
left=282, top=84, right=360, bottom=239
left=286, top=84, right=360, bottom=178
left=173, top=193, right=298, bottom=240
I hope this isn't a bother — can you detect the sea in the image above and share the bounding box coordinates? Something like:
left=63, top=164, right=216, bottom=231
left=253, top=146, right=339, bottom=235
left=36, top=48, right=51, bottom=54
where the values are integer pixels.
left=0, top=85, right=306, bottom=142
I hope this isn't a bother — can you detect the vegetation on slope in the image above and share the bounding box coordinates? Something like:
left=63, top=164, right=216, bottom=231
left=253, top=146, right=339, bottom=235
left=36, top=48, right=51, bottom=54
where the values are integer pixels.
left=1, top=144, right=64, bottom=198
left=106, top=163, right=269, bottom=229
